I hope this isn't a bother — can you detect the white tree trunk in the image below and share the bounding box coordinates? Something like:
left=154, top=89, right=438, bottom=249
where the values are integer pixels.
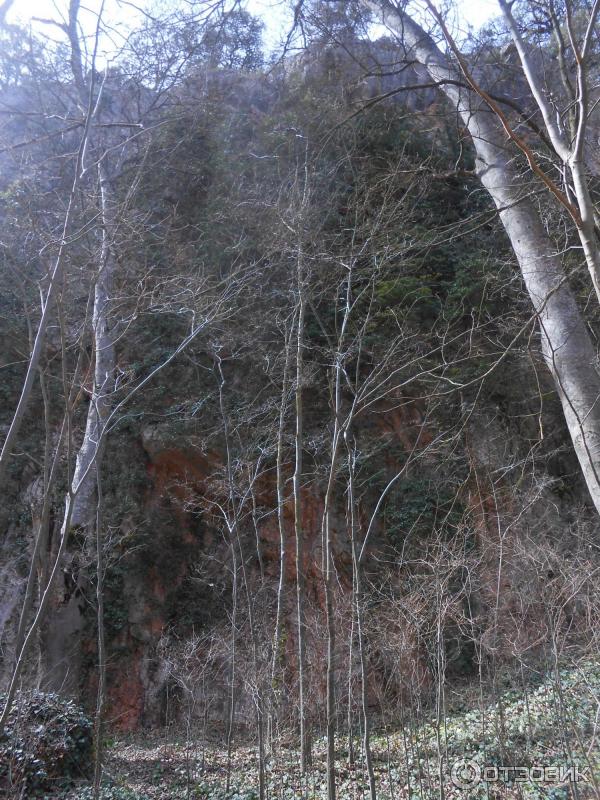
left=70, top=160, right=116, bottom=529
left=37, top=159, right=117, bottom=691
left=363, top=0, right=600, bottom=514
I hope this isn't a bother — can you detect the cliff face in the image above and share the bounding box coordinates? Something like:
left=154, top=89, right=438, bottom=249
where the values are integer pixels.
left=98, top=399, right=434, bottom=729
left=0, top=275, right=595, bottom=734
left=57, top=377, right=586, bottom=731
left=1, top=35, right=598, bottom=733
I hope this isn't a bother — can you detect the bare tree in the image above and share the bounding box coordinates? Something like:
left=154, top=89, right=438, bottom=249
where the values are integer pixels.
left=360, top=0, right=600, bottom=517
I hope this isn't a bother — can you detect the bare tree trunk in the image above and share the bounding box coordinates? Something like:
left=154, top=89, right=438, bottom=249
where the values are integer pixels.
left=270, top=315, right=295, bottom=744
left=363, top=0, right=600, bottom=516
left=324, top=531, right=336, bottom=800
left=214, top=356, right=239, bottom=797
left=93, top=469, right=106, bottom=800
left=37, top=153, right=118, bottom=691
left=346, top=438, right=376, bottom=800
left=496, top=0, right=600, bottom=303
left=70, top=160, right=116, bottom=530
left=320, top=276, right=354, bottom=800
left=346, top=590, right=355, bottom=770
left=217, top=355, right=268, bottom=800
left=33, top=0, right=117, bottom=690
left=434, top=584, right=446, bottom=800
left=225, top=541, right=237, bottom=797
left=238, top=497, right=267, bottom=800
left=294, top=268, right=310, bottom=774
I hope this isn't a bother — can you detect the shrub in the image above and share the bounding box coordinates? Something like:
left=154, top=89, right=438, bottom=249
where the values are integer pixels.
left=0, top=690, right=93, bottom=796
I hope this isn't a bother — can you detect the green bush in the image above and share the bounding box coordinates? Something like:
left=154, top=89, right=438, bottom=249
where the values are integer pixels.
left=0, top=690, right=93, bottom=796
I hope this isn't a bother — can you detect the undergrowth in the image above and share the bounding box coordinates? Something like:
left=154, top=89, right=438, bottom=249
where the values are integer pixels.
left=63, top=659, right=600, bottom=800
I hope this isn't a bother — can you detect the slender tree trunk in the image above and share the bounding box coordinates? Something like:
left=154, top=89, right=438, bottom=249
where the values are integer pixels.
left=434, top=585, right=446, bottom=800
left=324, top=540, right=336, bottom=800
left=270, top=316, right=295, bottom=744
left=34, top=7, right=117, bottom=681
left=346, top=591, right=355, bottom=770
left=363, top=0, right=600, bottom=516
left=320, top=263, right=363, bottom=800
left=239, top=517, right=267, bottom=800
left=225, top=546, right=237, bottom=796
left=215, top=356, right=239, bottom=797
left=293, top=270, right=310, bottom=774
left=93, top=468, right=106, bottom=800
left=70, top=160, right=116, bottom=530
left=234, top=502, right=266, bottom=800
left=321, top=345, right=346, bottom=800
left=347, top=438, right=376, bottom=800
left=36, top=155, right=118, bottom=691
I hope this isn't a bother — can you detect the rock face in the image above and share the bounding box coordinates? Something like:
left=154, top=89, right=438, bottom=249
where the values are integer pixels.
left=100, top=440, right=338, bottom=728
left=1, top=371, right=590, bottom=732
left=72, top=394, right=437, bottom=729
left=69, top=382, right=584, bottom=730
left=0, top=35, right=598, bottom=733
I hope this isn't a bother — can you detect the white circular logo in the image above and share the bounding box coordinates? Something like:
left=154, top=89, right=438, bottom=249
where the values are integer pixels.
left=451, top=758, right=481, bottom=790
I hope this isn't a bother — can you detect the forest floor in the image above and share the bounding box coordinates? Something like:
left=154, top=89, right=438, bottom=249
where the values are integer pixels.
left=66, top=660, right=600, bottom=800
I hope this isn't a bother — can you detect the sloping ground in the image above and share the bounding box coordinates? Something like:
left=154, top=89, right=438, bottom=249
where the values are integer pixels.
left=60, top=660, right=600, bottom=800
left=385, top=660, right=600, bottom=799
